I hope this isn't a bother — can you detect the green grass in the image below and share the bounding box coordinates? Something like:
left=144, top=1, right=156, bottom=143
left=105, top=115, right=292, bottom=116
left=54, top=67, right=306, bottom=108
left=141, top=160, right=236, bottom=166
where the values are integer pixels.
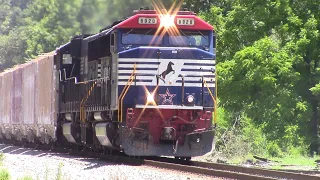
left=227, top=154, right=319, bottom=170
left=55, top=162, right=64, bottom=180
left=271, top=156, right=317, bottom=166
left=0, top=168, right=10, bottom=180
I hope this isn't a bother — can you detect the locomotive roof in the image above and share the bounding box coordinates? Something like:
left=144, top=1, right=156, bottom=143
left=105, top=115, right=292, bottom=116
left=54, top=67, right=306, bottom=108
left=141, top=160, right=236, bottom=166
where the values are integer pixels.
left=114, top=9, right=213, bottom=30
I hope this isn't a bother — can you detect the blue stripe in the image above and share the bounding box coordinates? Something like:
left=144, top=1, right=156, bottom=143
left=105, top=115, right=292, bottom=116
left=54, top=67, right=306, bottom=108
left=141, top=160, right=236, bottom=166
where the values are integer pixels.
left=181, top=69, right=214, bottom=72
left=119, top=73, right=156, bottom=77
left=184, top=63, right=215, bottom=66
left=118, top=79, right=153, bottom=82
left=203, top=75, right=215, bottom=78
left=119, top=62, right=160, bottom=65
left=119, top=67, right=158, bottom=71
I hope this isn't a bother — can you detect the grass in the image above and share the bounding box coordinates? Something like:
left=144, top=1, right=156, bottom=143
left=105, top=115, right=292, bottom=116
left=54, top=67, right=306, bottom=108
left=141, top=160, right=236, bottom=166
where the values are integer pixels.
left=270, top=156, right=318, bottom=166
left=0, top=168, right=10, bottom=180
left=227, top=154, right=319, bottom=170
left=269, top=156, right=319, bottom=170
left=55, top=163, right=63, bottom=180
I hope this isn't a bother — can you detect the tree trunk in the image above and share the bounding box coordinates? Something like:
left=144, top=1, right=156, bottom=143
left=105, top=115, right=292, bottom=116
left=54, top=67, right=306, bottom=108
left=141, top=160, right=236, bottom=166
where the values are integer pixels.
left=310, top=99, right=319, bottom=155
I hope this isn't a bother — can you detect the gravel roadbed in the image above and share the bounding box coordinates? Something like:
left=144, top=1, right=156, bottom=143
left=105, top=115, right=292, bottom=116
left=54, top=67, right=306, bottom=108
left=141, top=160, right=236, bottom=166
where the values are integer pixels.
left=0, top=144, right=223, bottom=180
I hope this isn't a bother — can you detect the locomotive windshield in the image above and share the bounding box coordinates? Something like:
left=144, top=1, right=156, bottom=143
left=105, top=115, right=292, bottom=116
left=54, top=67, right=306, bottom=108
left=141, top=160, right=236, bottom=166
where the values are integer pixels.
left=169, top=30, right=209, bottom=47
left=122, top=29, right=163, bottom=45
left=120, top=29, right=212, bottom=51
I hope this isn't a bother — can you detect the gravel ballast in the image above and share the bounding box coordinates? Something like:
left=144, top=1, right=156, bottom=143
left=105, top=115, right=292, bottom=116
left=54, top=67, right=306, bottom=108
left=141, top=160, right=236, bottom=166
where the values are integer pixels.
left=0, top=144, right=220, bottom=180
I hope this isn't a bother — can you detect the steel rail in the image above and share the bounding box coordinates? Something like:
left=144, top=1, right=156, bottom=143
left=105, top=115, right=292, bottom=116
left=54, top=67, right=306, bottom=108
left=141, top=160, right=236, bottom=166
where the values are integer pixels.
left=149, top=157, right=319, bottom=180
left=144, top=160, right=277, bottom=180
left=188, top=161, right=319, bottom=180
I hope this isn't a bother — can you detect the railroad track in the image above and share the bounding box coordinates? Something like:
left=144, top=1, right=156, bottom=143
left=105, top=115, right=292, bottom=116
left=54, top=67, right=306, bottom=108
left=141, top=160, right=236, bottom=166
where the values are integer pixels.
left=1, top=142, right=319, bottom=180
left=144, top=158, right=320, bottom=180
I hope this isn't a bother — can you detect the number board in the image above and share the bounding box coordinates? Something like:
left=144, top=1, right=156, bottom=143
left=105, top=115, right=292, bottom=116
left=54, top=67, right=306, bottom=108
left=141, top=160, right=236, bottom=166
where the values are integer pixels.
left=138, top=17, right=157, bottom=24
left=177, top=18, right=195, bottom=26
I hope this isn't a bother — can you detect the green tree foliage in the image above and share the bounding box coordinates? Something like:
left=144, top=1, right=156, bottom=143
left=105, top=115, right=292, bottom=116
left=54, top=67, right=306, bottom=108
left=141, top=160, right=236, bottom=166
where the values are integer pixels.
left=202, top=0, right=320, bottom=154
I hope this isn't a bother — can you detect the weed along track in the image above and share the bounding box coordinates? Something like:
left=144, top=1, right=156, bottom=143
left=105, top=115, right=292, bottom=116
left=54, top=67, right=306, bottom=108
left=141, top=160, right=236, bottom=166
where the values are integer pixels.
left=1, top=142, right=319, bottom=180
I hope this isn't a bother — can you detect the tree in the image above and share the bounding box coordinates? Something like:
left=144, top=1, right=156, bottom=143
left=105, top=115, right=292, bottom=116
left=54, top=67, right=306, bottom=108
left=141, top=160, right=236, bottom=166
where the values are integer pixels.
left=202, top=0, right=320, bottom=154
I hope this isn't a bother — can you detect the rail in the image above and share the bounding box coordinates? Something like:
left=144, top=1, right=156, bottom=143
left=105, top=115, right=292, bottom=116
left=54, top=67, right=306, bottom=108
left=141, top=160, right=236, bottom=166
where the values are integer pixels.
left=118, top=64, right=136, bottom=122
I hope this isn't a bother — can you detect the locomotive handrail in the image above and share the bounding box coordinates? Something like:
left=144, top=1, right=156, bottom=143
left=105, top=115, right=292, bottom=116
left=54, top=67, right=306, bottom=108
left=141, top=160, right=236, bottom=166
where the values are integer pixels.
left=203, top=79, right=217, bottom=124
left=60, top=68, right=109, bottom=84
left=118, top=64, right=136, bottom=122
left=80, top=81, right=97, bottom=123
left=63, top=68, right=78, bottom=84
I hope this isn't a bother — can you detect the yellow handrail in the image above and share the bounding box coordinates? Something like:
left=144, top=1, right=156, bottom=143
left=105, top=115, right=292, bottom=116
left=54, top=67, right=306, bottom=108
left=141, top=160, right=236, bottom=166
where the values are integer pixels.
left=118, top=64, right=136, bottom=122
left=204, top=79, right=217, bottom=124
left=80, top=81, right=97, bottom=123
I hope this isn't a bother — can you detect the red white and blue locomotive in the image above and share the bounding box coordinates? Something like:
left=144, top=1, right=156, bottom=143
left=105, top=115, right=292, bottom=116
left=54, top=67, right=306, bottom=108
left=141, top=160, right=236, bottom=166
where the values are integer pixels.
left=0, top=8, right=216, bottom=160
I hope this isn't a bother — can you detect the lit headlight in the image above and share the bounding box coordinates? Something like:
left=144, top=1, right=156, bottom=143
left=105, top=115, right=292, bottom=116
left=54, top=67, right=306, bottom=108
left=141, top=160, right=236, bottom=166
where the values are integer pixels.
left=160, top=14, right=175, bottom=28
left=187, top=95, right=194, bottom=103
left=147, top=94, right=154, bottom=103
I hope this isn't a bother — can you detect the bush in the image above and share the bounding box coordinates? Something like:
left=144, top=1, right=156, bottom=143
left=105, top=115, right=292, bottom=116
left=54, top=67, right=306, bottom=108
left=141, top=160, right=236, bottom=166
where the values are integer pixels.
left=267, top=142, right=284, bottom=157
left=210, top=110, right=268, bottom=161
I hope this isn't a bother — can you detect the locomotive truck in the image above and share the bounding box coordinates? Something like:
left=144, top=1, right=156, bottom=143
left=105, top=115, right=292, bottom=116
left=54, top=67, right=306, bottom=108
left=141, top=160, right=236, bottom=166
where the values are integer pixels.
left=0, top=8, right=216, bottom=160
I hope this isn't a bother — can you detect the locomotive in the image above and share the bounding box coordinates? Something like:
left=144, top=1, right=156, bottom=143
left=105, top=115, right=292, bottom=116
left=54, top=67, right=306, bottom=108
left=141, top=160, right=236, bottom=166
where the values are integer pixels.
left=0, top=8, right=216, bottom=160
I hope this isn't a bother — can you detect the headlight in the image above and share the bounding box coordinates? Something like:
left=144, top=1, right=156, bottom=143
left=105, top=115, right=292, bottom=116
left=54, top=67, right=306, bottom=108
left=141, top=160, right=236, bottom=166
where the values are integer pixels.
left=160, top=14, right=175, bottom=28
left=147, top=94, right=154, bottom=103
left=187, top=95, right=194, bottom=103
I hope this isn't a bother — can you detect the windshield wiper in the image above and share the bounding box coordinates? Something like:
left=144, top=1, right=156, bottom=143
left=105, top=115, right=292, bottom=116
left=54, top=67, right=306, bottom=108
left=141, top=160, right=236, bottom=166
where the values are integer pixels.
left=179, top=30, right=190, bottom=39
left=124, top=29, right=134, bottom=36
left=198, top=30, right=208, bottom=42
left=141, top=29, right=153, bottom=38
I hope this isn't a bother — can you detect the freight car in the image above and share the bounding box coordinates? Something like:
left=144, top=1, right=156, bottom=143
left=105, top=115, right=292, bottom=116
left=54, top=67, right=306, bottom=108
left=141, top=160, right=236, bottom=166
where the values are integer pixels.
left=0, top=8, right=216, bottom=160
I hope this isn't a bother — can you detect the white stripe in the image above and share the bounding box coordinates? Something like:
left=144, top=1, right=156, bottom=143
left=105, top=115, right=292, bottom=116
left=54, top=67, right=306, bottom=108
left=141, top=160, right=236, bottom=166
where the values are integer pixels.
left=184, top=60, right=216, bottom=64
left=118, top=64, right=158, bottom=68
left=118, top=76, right=154, bottom=80
left=182, top=66, right=215, bottom=70
left=119, top=70, right=159, bottom=74
left=119, top=58, right=160, bottom=63
left=182, top=67, right=215, bottom=70
left=180, top=72, right=215, bottom=76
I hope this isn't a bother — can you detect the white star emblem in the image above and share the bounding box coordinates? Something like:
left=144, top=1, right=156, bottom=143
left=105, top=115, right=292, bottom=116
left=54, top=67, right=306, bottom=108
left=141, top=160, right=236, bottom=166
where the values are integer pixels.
left=159, top=88, right=176, bottom=105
